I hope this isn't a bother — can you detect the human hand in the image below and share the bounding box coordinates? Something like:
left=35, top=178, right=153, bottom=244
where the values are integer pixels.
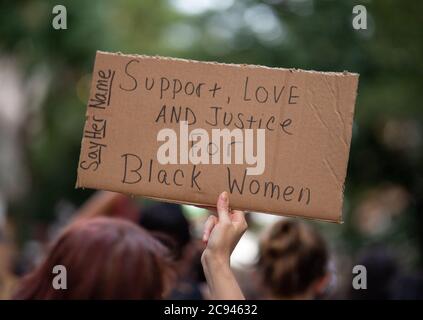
left=201, top=191, right=248, bottom=264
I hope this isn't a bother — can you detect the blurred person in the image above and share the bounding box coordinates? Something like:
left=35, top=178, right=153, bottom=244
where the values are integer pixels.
left=12, top=192, right=248, bottom=299
left=256, top=219, right=330, bottom=300
left=139, top=203, right=204, bottom=299
left=75, top=191, right=140, bottom=222
left=77, top=194, right=205, bottom=299
left=13, top=217, right=173, bottom=299
left=11, top=192, right=141, bottom=283
left=139, top=203, right=190, bottom=260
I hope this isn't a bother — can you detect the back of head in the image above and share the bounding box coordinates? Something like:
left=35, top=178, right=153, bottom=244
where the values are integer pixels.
left=14, top=217, right=171, bottom=299
left=258, top=219, right=328, bottom=299
left=139, top=203, right=191, bottom=259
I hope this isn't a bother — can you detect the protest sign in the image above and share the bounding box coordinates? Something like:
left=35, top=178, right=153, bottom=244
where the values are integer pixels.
left=76, top=51, right=358, bottom=222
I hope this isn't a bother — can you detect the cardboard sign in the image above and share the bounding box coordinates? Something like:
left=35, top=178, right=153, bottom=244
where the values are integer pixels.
left=76, top=51, right=358, bottom=222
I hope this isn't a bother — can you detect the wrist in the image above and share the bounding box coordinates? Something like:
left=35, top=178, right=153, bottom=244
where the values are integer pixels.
left=201, top=248, right=230, bottom=269
left=201, top=248, right=244, bottom=300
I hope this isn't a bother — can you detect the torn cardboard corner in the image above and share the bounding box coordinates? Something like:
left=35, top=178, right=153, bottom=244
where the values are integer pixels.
left=76, top=51, right=359, bottom=223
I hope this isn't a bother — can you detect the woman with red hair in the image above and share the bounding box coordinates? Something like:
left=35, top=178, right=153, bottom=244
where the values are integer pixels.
left=13, top=192, right=247, bottom=299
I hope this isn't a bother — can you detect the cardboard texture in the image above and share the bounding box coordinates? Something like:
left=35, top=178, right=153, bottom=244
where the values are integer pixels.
left=76, top=51, right=359, bottom=222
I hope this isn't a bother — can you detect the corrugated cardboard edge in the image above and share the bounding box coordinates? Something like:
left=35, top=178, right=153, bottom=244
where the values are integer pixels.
left=77, top=181, right=344, bottom=224
left=337, top=74, right=360, bottom=225
left=98, top=51, right=359, bottom=77
left=76, top=51, right=360, bottom=224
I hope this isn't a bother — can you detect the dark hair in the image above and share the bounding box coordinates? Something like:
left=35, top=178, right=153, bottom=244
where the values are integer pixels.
left=13, top=217, right=172, bottom=299
left=258, top=219, right=328, bottom=298
left=139, top=203, right=191, bottom=259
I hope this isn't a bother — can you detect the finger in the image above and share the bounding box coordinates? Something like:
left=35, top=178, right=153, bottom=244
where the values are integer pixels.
left=203, top=216, right=217, bottom=243
left=203, top=215, right=217, bottom=243
left=216, top=191, right=231, bottom=223
left=230, top=210, right=245, bottom=223
left=231, top=210, right=248, bottom=231
left=203, top=215, right=217, bottom=236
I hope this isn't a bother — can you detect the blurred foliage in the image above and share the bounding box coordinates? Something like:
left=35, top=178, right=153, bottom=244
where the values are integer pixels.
left=0, top=0, right=422, bottom=266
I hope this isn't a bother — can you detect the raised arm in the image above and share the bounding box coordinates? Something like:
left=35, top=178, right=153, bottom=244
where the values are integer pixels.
left=201, top=191, right=247, bottom=300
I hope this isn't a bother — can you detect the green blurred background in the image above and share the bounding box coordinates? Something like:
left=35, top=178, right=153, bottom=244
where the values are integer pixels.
left=0, top=0, right=422, bottom=289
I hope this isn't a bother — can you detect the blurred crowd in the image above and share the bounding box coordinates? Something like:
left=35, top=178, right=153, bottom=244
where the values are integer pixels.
left=1, top=191, right=422, bottom=300
left=1, top=0, right=422, bottom=301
